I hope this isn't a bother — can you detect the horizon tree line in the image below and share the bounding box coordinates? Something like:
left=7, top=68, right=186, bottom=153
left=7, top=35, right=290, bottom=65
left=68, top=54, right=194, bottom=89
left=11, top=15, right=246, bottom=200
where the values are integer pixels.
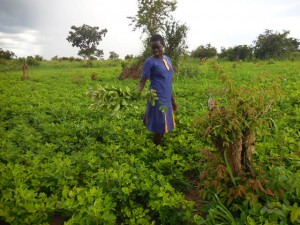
left=1, top=28, right=299, bottom=62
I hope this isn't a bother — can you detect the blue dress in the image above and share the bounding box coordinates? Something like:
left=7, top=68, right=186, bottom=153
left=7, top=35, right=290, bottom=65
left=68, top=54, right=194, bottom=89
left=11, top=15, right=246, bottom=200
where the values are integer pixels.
left=142, top=55, right=176, bottom=134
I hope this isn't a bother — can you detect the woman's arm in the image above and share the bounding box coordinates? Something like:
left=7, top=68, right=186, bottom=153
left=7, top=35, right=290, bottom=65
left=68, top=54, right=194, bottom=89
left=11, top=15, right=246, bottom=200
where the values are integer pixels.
left=137, top=77, right=147, bottom=92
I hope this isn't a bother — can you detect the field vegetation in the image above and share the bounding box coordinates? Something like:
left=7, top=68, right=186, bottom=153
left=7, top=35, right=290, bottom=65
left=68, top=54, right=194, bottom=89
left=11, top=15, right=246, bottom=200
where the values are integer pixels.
left=1, top=0, right=299, bottom=223
left=0, top=57, right=299, bottom=224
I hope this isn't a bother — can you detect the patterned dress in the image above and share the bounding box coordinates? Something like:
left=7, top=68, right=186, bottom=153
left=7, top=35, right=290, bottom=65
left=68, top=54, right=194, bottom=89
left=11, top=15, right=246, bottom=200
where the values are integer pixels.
left=142, top=55, right=176, bottom=134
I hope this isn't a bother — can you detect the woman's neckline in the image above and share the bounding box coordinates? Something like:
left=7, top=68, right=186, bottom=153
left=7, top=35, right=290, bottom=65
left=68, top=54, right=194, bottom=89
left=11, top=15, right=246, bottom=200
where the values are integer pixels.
left=152, top=55, right=165, bottom=60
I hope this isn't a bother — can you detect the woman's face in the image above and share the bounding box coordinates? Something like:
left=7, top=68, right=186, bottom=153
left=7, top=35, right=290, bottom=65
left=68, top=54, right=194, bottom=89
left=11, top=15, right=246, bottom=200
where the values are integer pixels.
left=151, top=41, right=164, bottom=58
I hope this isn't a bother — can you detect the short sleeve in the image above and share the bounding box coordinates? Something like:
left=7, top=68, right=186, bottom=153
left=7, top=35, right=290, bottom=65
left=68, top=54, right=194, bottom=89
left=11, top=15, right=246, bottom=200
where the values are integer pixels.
left=142, top=58, right=152, bottom=79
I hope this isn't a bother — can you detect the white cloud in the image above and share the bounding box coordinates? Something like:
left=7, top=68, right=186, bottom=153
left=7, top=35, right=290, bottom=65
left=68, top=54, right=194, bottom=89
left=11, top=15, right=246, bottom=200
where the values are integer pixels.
left=0, top=29, right=42, bottom=57
left=0, top=0, right=299, bottom=59
left=175, top=0, right=300, bottom=51
left=31, top=0, right=143, bottom=59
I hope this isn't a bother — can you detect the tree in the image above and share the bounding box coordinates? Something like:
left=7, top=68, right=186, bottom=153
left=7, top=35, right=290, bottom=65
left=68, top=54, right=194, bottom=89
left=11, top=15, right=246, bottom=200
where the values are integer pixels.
left=164, top=20, right=188, bottom=67
left=124, top=54, right=134, bottom=60
left=109, top=51, right=119, bottom=60
left=68, top=56, right=75, bottom=62
left=94, top=49, right=104, bottom=60
left=26, top=56, right=40, bottom=66
left=128, top=0, right=188, bottom=67
left=253, top=29, right=299, bottom=59
left=219, top=45, right=253, bottom=61
left=191, top=44, right=217, bottom=59
left=0, top=48, right=16, bottom=60
left=128, top=0, right=177, bottom=36
left=34, top=55, right=43, bottom=61
left=51, top=55, right=59, bottom=61
left=66, top=24, right=107, bottom=62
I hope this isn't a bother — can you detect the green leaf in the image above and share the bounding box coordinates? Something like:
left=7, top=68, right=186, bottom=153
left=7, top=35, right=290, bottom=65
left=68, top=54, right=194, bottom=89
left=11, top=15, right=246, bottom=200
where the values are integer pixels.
left=122, top=187, right=130, bottom=195
left=224, top=151, right=236, bottom=187
left=114, top=104, right=120, bottom=111
left=291, top=208, right=300, bottom=223
left=121, top=99, right=127, bottom=106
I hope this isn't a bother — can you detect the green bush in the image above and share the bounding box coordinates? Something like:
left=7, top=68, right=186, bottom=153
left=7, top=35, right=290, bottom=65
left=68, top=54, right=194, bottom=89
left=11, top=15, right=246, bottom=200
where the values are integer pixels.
left=176, top=64, right=201, bottom=78
left=191, top=44, right=217, bottom=59
left=26, top=56, right=40, bottom=66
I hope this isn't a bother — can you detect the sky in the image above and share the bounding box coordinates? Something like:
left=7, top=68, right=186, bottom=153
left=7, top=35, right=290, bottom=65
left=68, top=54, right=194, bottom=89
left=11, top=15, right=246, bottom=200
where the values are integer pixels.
left=0, top=0, right=299, bottom=60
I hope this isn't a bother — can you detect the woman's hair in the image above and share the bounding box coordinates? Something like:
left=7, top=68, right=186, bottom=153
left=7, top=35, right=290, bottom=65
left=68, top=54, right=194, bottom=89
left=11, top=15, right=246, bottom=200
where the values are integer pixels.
left=150, top=34, right=165, bottom=46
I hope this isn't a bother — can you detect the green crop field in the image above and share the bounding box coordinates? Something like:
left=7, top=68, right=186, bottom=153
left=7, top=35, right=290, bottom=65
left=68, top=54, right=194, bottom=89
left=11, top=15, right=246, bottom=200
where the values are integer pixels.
left=0, top=59, right=299, bottom=224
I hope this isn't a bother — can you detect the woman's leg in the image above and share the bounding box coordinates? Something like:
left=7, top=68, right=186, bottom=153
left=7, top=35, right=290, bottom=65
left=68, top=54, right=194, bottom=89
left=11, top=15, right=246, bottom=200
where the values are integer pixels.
left=153, top=132, right=163, bottom=145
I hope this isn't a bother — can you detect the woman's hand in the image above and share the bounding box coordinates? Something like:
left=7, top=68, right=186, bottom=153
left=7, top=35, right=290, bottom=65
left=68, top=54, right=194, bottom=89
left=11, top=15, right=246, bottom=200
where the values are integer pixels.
left=136, top=77, right=147, bottom=92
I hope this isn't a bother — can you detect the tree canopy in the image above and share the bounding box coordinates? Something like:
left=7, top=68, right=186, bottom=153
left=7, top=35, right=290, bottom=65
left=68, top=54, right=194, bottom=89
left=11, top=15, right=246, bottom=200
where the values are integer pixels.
left=253, top=29, right=299, bottom=59
left=66, top=24, right=107, bottom=60
left=164, top=20, right=188, bottom=66
left=128, top=0, right=177, bottom=36
left=191, top=44, right=217, bottom=59
left=0, top=48, right=16, bottom=60
left=109, top=51, right=119, bottom=60
left=128, top=0, right=188, bottom=66
left=219, top=45, right=253, bottom=61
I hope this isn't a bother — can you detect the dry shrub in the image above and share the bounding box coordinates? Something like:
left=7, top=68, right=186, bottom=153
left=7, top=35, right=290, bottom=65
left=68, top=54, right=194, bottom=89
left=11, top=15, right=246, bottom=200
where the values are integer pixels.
left=118, top=64, right=143, bottom=80
left=71, top=75, right=84, bottom=84
left=91, top=73, right=97, bottom=81
left=196, top=63, right=282, bottom=177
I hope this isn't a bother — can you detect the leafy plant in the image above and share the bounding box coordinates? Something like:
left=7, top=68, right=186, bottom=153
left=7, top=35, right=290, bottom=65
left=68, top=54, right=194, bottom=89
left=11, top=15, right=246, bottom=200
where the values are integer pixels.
left=196, top=62, right=282, bottom=176
left=176, top=63, right=201, bottom=78
left=86, top=84, right=158, bottom=117
left=0, top=59, right=299, bottom=225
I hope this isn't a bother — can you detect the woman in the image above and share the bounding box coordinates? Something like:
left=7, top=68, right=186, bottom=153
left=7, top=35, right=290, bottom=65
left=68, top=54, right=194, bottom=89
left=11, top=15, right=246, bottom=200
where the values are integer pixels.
left=137, top=34, right=178, bottom=145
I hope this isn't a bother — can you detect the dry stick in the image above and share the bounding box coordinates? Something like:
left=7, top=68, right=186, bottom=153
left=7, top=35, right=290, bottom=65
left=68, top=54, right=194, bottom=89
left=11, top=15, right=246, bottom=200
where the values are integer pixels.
left=255, top=99, right=274, bottom=119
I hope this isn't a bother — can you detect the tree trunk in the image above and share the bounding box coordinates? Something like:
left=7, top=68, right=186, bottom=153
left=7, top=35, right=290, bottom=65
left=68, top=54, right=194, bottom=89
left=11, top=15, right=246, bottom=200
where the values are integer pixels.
left=87, top=59, right=93, bottom=67
left=212, top=130, right=255, bottom=177
left=242, top=129, right=256, bottom=177
left=225, top=136, right=243, bottom=176
left=222, top=130, right=256, bottom=177
left=207, top=96, right=256, bottom=177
